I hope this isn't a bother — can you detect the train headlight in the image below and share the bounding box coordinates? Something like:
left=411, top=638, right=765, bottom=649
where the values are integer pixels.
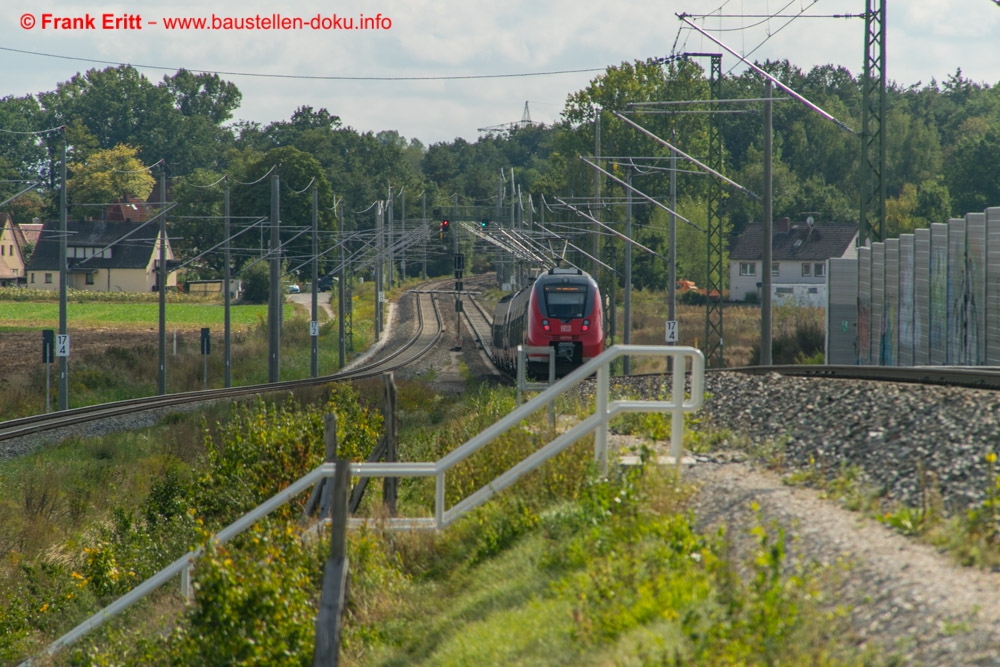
left=542, top=319, right=550, bottom=332
left=581, top=319, right=590, bottom=333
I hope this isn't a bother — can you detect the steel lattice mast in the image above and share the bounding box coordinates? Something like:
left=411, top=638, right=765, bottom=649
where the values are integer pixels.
left=860, top=0, right=886, bottom=245
left=705, top=54, right=726, bottom=368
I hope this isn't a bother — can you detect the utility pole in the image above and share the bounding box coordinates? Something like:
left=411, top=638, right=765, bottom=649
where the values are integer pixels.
left=224, top=179, right=232, bottom=387
left=593, top=112, right=601, bottom=279
left=268, top=172, right=281, bottom=383
left=337, top=200, right=347, bottom=369
left=310, top=185, right=319, bottom=378
left=624, top=169, right=632, bottom=375
left=509, top=169, right=515, bottom=288
left=761, top=81, right=774, bottom=366
left=453, top=193, right=460, bottom=345
left=421, top=191, right=427, bottom=280
left=400, top=189, right=406, bottom=281
left=375, top=203, right=384, bottom=339
left=387, top=187, right=395, bottom=287
left=668, top=138, right=677, bottom=331
left=496, top=172, right=504, bottom=286
left=58, top=133, right=68, bottom=411
left=158, top=162, right=167, bottom=394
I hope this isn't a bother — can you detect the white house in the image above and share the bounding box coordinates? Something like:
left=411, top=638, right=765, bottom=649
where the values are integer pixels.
left=27, top=220, right=180, bottom=292
left=729, top=218, right=858, bottom=306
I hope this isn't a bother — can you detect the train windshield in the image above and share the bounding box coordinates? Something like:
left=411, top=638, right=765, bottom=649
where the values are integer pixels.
left=542, top=284, right=588, bottom=319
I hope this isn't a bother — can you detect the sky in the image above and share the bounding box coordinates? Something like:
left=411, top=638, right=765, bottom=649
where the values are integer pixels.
left=3, top=0, right=1000, bottom=146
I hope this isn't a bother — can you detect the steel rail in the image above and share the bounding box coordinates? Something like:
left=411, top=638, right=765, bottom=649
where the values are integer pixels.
left=461, top=293, right=495, bottom=359
left=0, top=283, right=448, bottom=448
left=714, top=364, right=1000, bottom=391
left=338, top=291, right=443, bottom=380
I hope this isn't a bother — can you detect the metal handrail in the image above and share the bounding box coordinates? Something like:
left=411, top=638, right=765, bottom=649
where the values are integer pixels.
left=351, top=344, right=704, bottom=528
left=25, top=344, right=703, bottom=664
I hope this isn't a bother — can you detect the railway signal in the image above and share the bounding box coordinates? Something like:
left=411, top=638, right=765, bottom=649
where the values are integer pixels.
left=480, top=219, right=489, bottom=228
left=439, top=219, right=449, bottom=240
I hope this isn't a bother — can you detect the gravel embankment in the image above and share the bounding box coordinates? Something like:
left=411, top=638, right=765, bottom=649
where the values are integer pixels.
left=602, top=370, right=1000, bottom=664
left=700, top=371, right=1000, bottom=512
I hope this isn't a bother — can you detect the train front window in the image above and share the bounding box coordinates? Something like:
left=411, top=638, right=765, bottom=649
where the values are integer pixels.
left=543, top=285, right=587, bottom=319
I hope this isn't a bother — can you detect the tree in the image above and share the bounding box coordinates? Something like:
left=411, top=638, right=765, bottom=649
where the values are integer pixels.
left=39, top=65, right=241, bottom=177
left=67, top=144, right=155, bottom=215
left=162, top=69, right=241, bottom=124
left=229, top=146, right=336, bottom=279
left=240, top=260, right=270, bottom=303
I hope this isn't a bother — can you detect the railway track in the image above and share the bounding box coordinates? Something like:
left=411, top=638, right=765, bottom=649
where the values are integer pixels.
left=0, top=285, right=445, bottom=448
left=461, top=292, right=494, bottom=360
left=718, top=363, right=1000, bottom=391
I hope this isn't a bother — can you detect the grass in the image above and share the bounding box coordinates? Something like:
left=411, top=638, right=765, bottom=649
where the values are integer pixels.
left=1, top=359, right=895, bottom=665
left=616, top=289, right=826, bottom=369
left=0, top=301, right=291, bottom=329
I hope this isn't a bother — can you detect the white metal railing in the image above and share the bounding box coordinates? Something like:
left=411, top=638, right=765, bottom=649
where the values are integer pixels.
left=26, top=344, right=703, bottom=664
left=349, top=344, right=704, bottom=529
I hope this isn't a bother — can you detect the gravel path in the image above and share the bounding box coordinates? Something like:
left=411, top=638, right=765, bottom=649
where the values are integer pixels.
left=623, top=370, right=1000, bottom=664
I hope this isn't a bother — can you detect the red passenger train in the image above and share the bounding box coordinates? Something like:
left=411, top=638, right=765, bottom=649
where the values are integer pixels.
left=491, top=267, right=605, bottom=377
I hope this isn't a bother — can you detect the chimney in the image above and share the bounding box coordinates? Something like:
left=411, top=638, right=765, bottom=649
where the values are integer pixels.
left=775, top=217, right=790, bottom=234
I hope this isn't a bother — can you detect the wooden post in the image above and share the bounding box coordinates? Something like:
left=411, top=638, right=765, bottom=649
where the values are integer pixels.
left=303, top=413, right=338, bottom=519
left=381, top=372, right=398, bottom=516
left=312, top=458, right=350, bottom=667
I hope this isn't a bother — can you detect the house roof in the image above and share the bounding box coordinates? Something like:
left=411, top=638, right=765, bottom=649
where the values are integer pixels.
left=104, top=196, right=160, bottom=223
left=26, top=220, right=170, bottom=272
left=18, top=223, right=42, bottom=246
left=729, top=222, right=858, bottom=261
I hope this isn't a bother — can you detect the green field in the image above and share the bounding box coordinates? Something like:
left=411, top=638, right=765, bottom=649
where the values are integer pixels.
left=0, top=302, right=298, bottom=330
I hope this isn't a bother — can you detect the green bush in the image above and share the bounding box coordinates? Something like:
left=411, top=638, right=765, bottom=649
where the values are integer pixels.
left=749, top=320, right=825, bottom=365
left=240, top=261, right=270, bottom=304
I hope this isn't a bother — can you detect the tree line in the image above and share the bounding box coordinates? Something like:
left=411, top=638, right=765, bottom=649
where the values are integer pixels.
left=3, top=58, right=1000, bottom=287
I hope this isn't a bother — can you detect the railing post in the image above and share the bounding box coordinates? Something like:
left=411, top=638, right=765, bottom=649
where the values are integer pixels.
left=516, top=345, right=525, bottom=405
left=303, top=413, right=338, bottom=520
left=596, top=360, right=609, bottom=475
left=181, top=562, right=193, bottom=602
left=435, top=472, right=445, bottom=529
left=312, top=458, right=350, bottom=667
left=382, top=373, right=398, bottom=516
left=671, top=351, right=686, bottom=460
left=547, top=348, right=555, bottom=428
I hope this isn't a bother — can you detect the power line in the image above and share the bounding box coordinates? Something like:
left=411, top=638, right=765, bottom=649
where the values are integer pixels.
left=0, top=46, right=605, bottom=82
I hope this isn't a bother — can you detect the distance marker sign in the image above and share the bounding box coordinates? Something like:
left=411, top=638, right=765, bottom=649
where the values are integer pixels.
left=665, top=320, right=678, bottom=343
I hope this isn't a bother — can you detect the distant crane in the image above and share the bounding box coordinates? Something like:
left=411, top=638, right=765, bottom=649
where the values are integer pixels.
left=478, top=101, right=537, bottom=134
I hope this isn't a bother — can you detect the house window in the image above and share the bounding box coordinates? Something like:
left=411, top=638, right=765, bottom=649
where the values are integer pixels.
left=739, top=262, right=756, bottom=276
left=801, top=263, right=811, bottom=277
left=772, top=263, right=779, bottom=277
left=30, top=273, right=34, bottom=284
left=44, top=273, right=52, bottom=284
left=808, top=287, right=819, bottom=294
left=1, top=245, right=4, bottom=256
left=814, top=263, right=826, bottom=277
left=85, top=273, right=95, bottom=285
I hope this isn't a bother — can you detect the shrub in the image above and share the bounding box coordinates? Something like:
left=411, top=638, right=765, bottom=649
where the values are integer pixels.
left=749, top=320, right=825, bottom=365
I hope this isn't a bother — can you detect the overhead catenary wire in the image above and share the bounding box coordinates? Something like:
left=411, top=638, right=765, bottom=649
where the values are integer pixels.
left=111, top=159, right=164, bottom=174
left=0, top=125, right=65, bottom=136
left=233, top=164, right=277, bottom=187
left=676, top=13, right=856, bottom=134
left=612, top=111, right=761, bottom=199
